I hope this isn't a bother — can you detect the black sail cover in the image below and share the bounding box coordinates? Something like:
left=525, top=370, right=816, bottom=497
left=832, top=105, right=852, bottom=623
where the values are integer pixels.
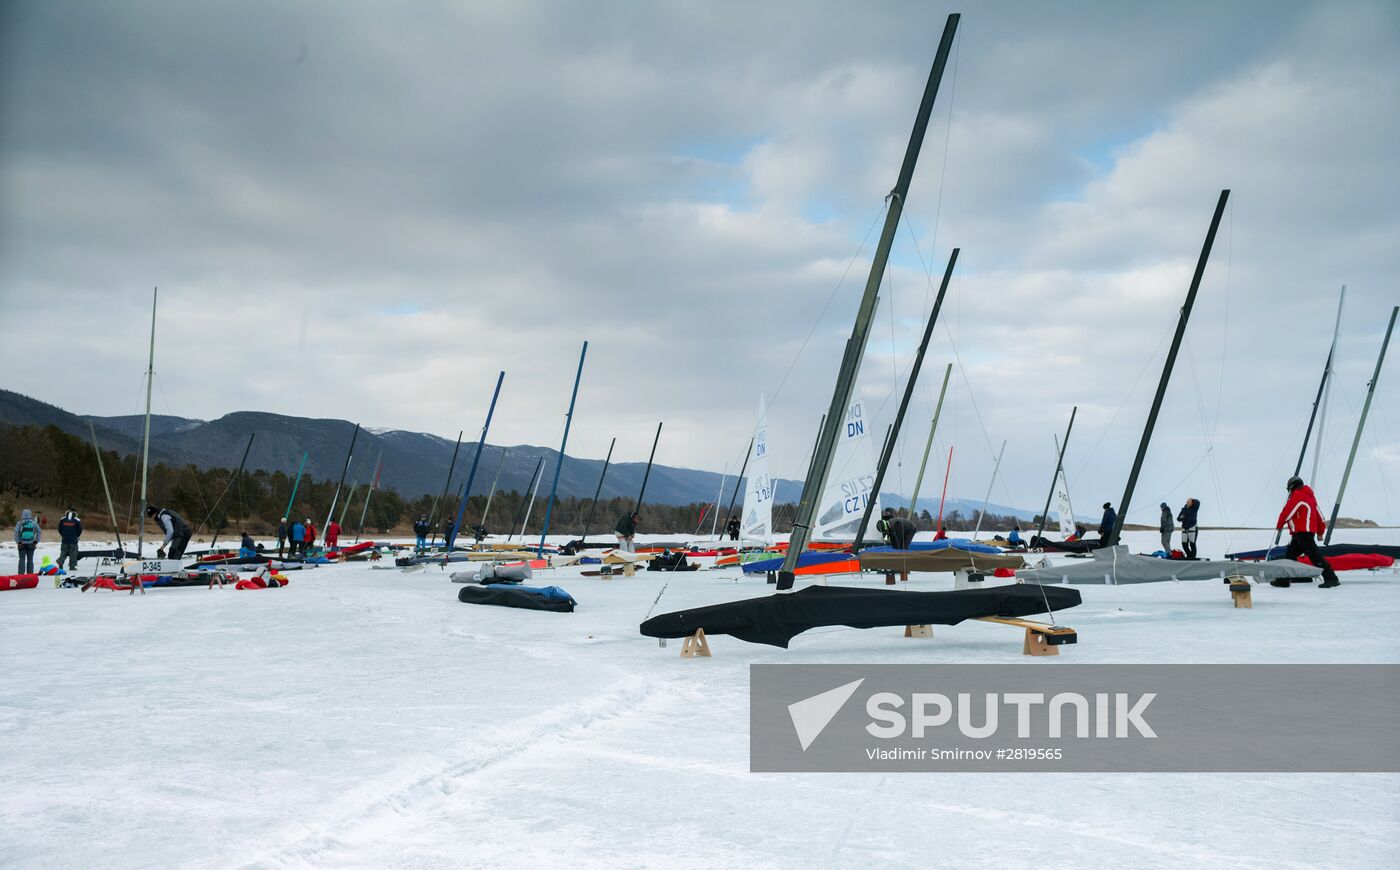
left=639, top=584, right=1081, bottom=649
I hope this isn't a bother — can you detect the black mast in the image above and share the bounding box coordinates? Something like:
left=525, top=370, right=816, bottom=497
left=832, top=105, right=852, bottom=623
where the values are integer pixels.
left=1108, top=189, right=1229, bottom=546
left=718, top=436, right=754, bottom=541
left=509, top=457, right=544, bottom=539
left=580, top=437, right=616, bottom=544
left=429, top=431, right=464, bottom=546
left=322, top=422, right=360, bottom=534
left=210, top=432, right=256, bottom=550
left=778, top=13, right=960, bottom=589
left=1033, top=407, right=1077, bottom=542
left=852, top=248, right=959, bottom=549
left=634, top=422, right=663, bottom=514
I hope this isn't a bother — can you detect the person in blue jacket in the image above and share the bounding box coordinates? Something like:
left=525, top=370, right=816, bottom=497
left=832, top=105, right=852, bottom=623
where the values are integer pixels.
left=1008, top=525, right=1023, bottom=546
left=289, top=519, right=306, bottom=557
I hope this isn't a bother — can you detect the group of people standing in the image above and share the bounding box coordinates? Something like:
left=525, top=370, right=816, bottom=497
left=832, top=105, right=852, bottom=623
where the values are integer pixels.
left=275, top=517, right=321, bottom=558
left=1159, top=498, right=1201, bottom=558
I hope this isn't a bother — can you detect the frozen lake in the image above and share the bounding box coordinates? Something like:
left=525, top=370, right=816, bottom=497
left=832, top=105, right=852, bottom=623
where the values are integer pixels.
left=2, top=528, right=1397, bottom=868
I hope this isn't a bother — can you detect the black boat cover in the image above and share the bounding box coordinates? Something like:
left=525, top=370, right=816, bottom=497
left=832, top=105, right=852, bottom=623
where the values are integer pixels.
left=1029, top=536, right=1103, bottom=553
left=457, top=584, right=576, bottom=612
left=639, top=584, right=1081, bottom=648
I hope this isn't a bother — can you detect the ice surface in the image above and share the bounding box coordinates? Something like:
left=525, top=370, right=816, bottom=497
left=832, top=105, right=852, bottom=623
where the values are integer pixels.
left=2, top=530, right=1397, bottom=868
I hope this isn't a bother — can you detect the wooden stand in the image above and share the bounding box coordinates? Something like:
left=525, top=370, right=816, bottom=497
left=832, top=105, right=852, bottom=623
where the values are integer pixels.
left=884, top=571, right=909, bottom=585
left=623, top=561, right=636, bottom=577
left=680, top=628, right=711, bottom=658
left=904, top=624, right=934, bottom=638
left=978, top=617, right=1077, bottom=656
left=1227, top=577, right=1252, bottom=609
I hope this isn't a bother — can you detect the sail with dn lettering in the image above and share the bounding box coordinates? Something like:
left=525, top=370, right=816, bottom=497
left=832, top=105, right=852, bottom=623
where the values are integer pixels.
left=1054, top=467, right=1075, bottom=538
left=741, top=393, right=774, bottom=544
left=813, top=397, right=882, bottom=541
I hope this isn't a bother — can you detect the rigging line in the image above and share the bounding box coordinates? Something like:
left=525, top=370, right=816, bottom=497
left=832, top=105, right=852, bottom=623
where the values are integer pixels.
left=1183, top=333, right=1234, bottom=551
left=766, top=204, right=887, bottom=411
left=1070, top=319, right=1176, bottom=483
left=1237, top=412, right=1311, bottom=527
left=151, top=371, right=213, bottom=525
left=1139, top=447, right=1213, bottom=511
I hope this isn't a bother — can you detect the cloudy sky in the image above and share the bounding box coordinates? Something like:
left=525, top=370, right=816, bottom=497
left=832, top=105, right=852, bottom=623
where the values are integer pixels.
left=2, top=0, right=1397, bottom=530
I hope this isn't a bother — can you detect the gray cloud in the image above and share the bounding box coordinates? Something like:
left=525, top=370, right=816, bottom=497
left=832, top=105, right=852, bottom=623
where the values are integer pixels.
left=2, top=0, right=1397, bottom=527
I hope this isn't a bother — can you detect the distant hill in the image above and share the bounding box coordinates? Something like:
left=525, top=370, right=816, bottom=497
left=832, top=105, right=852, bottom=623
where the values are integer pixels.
left=0, top=389, right=808, bottom=506
left=1, top=389, right=1076, bottom=520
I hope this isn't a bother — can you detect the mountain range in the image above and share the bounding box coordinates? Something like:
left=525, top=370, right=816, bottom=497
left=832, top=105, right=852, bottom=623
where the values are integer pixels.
left=1, top=388, right=1055, bottom=519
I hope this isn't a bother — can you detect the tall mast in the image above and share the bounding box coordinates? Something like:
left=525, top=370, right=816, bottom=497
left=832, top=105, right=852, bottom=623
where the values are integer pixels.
left=1310, top=285, right=1346, bottom=487
left=634, top=421, right=663, bottom=514
left=508, top=456, right=544, bottom=540
left=538, top=342, right=588, bottom=556
left=718, top=437, right=753, bottom=542
left=322, top=423, right=360, bottom=533
left=853, top=248, right=959, bottom=548
left=1324, top=305, right=1397, bottom=544
left=1266, top=288, right=1346, bottom=554
left=283, top=451, right=308, bottom=522
left=429, top=431, right=464, bottom=546
left=210, top=432, right=256, bottom=550
left=354, top=453, right=383, bottom=543
left=1034, top=407, right=1077, bottom=541
left=972, top=439, right=1006, bottom=539
left=87, top=421, right=125, bottom=553
left=480, top=450, right=508, bottom=530
left=778, top=13, right=960, bottom=590
left=450, top=370, right=506, bottom=547
left=518, top=459, right=547, bottom=539
left=137, top=287, right=157, bottom=562
left=580, top=437, right=615, bottom=543
left=1108, top=189, right=1229, bottom=546
left=708, top=466, right=727, bottom=540
left=907, top=363, right=953, bottom=525
left=935, top=445, right=954, bottom=533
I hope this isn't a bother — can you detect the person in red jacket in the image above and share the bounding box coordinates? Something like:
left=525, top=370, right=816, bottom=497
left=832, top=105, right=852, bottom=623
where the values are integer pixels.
left=304, top=518, right=318, bottom=551
left=324, top=519, right=341, bottom=549
left=1274, top=476, right=1340, bottom=588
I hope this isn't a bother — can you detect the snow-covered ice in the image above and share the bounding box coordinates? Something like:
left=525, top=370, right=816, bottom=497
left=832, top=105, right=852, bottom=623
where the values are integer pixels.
left=2, top=529, right=1397, bottom=868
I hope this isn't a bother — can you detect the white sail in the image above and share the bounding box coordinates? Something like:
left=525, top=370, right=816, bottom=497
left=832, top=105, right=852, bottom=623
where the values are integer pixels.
left=1054, top=467, right=1075, bottom=538
left=741, top=394, right=773, bottom=544
left=813, top=397, right=882, bottom=540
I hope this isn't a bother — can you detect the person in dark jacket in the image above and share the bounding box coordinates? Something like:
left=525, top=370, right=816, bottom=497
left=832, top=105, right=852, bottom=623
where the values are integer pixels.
left=57, top=508, right=83, bottom=571
left=276, top=517, right=289, bottom=558
left=239, top=531, right=258, bottom=559
left=146, top=505, right=192, bottom=559
left=1275, top=477, right=1340, bottom=588
left=876, top=508, right=917, bottom=550
left=14, top=508, right=40, bottom=574
left=442, top=517, right=457, bottom=551
left=413, top=515, right=430, bottom=552
left=1159, top=503, right=1173, bottom=554
left=726, top=516, right=741, bottom=541
left=471, top=523, right=487, bottom=544
left=1176, top=498, right=1200, bottom=559
left=615, top=511, right=639, bottom=553
left=1099, top=502, right=1117, bottom=543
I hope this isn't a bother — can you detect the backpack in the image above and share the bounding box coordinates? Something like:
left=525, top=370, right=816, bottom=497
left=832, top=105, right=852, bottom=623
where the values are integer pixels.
left=18, top=520, right=38, bottom=544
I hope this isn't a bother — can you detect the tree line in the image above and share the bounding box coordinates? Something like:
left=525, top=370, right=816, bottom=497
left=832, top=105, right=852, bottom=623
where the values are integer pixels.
left=0, top=424, right=765, bottom=537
